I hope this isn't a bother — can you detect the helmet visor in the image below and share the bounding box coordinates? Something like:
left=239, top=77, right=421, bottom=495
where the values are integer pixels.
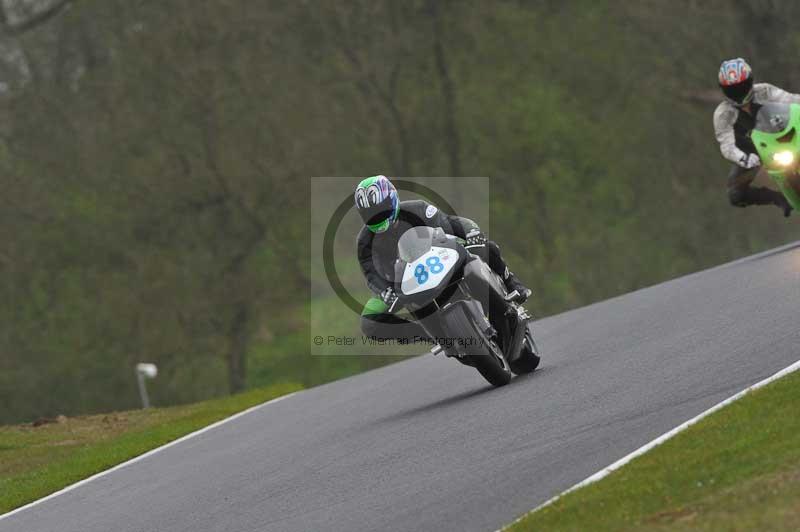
left=358, top=195, right=395, bottom=227
left=721, top=77, right=754, bottom=104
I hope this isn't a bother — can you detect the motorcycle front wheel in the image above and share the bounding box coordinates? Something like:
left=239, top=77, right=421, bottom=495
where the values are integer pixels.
left=471, top=349, right=512, bottom=386
left=463, top=317, right=511, bottom=387
left=509, top=331, right=541, bottom=375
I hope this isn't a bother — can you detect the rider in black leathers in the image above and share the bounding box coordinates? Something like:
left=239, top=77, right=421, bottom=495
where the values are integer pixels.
left=354, top=175, right=530, bottom=342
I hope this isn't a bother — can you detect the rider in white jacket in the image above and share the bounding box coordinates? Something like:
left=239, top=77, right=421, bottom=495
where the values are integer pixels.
left=714, top=58, right=800, bottom=216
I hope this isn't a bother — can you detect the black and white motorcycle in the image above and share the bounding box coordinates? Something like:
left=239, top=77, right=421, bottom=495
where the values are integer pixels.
left=390, top=226, right=541, bottom=386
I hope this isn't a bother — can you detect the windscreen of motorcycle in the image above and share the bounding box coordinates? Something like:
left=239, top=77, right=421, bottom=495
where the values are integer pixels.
left=755, top=103, right=792, bottom=133
left=400, top=246, right=460, bottom=295
left=398, top=226, right=439, bottom=263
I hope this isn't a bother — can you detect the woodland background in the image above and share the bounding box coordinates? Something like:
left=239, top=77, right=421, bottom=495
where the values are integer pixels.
left=2, top=0, right=799, bottom=423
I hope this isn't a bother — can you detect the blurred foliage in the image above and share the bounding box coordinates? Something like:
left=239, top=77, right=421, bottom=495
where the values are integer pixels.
left=2, top=0, right=800, bottom=423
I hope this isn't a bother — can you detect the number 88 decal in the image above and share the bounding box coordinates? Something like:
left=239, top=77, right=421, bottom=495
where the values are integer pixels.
left=427, top=256, right=444, bottom=273
left=414, top=256, right=445, bottom=285
left=414, top=264, right=429, bottom=284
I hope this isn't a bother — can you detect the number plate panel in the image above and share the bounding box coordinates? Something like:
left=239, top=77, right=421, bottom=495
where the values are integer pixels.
left=400, top=246, right=458, bottom=295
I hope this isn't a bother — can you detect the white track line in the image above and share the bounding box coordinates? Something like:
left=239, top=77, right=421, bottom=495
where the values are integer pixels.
left=0, top=392, right=298, bottom=522
left=502, top=358, right=800, bottom=530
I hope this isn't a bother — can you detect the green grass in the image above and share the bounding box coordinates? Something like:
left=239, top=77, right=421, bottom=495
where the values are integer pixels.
left=0, top=381, right=301, bottom=514
left=509, top=370, right=800, bottom=531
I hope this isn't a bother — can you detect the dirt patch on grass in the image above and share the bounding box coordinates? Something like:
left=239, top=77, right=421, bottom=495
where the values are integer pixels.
left=640, top=464, right=800, bottom=531
left=647, top=507, right=698, bottom=524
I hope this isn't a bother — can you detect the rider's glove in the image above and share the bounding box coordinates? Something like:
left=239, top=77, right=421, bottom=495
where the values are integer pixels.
left=739, top=153, right=761, bottom=169
left=380, top=286, right=398, bottom=310
left=465, top=228, right=487, bottom=248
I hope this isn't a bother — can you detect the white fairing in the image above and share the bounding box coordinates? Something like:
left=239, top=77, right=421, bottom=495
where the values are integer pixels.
left=400, top=246, right=458, bottom=295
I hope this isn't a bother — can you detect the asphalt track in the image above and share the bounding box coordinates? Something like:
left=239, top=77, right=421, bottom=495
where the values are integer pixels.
left=3, top=242, right=800, bottom=532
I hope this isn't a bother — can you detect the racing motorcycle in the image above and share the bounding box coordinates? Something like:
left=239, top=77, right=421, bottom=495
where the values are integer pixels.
left=752, top=102, right=800, bottom=210
left=390, top=226, right=541, bottom=387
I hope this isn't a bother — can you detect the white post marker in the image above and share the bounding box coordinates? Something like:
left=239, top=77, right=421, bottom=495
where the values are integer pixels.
left=502, top=358, right=800, bottom=531
left=135, top=363, right=158, bottom=409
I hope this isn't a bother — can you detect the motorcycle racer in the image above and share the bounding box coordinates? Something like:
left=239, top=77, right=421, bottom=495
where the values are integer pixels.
left=354, top=175, right=531, bottom=341
left=714, top=58, right=800, bottom=216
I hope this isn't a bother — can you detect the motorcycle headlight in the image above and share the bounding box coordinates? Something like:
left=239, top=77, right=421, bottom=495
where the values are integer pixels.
left=772, top=151, right=795, bottom=167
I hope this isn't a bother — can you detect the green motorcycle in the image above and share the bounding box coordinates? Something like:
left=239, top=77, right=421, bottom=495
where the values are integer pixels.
left=752, top=102, right=800, bottom=210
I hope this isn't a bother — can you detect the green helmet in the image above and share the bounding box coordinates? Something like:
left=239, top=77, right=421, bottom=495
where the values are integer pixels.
left=354, top=175, right=399, bottom=233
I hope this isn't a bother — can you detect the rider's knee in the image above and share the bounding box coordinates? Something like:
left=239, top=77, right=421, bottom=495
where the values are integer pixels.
left=470, top=239, right=498, bottom=259
left=481, top=240, right=504, bottom=269
left=485, top=240, right=501, bottom=256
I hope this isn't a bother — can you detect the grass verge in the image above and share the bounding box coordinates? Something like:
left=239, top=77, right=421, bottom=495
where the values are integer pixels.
left=0, top=381, right=301, bottom=515
left=508, top=369, right=800, bottom=531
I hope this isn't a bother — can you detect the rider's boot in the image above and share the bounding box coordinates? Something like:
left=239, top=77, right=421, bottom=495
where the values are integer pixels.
left=777, top=195, right=793, bottom=218
left=743, top=187, right=792, bottom=217
left=503, top=271, right=532, bottom=303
